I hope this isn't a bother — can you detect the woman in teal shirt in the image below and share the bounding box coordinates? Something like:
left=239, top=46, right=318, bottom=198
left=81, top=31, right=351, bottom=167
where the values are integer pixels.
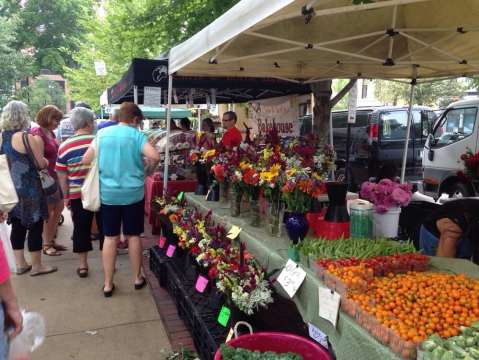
left=83, top=102, right=160, bottom=297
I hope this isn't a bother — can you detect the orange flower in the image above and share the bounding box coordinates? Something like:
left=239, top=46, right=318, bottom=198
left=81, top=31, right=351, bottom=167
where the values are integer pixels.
left=169, top=214, right=178, bottom=223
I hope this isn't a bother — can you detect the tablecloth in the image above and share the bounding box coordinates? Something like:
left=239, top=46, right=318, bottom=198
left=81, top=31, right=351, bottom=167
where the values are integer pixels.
left=185, top=193, right=479, bottom=360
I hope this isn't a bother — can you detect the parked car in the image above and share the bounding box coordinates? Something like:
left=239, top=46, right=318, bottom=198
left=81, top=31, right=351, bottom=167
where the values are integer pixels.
left=423, top=98, right=479, bottom=198
left=300, top=106, right=436, bottom=188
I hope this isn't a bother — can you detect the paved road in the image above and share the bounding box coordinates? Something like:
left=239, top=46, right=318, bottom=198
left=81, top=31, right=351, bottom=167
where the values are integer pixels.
left=10, top=210, right=171, bottom=360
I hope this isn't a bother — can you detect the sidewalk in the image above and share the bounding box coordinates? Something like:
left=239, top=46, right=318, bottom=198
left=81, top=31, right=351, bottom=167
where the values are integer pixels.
left=10, top=211, right=172, bottom=360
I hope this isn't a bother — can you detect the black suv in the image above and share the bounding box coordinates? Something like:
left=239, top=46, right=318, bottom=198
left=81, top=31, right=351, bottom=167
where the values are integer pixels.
left=299, top=106, right=436, bottom=187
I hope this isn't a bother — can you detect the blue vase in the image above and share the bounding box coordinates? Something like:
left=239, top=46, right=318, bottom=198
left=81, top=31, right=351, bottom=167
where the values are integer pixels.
left=285, top=212, right=309, bottom=244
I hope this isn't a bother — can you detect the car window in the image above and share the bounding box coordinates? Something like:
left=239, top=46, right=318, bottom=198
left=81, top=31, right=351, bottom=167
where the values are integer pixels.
left=433, top=107, right=478, bottom=147
left=380, top=111, right=409, bottom=140
left=332, top=111, right=370, bottom=128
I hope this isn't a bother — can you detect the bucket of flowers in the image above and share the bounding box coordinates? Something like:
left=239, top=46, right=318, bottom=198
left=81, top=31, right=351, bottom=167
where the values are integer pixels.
left=360, top=179, right=412, bottom=238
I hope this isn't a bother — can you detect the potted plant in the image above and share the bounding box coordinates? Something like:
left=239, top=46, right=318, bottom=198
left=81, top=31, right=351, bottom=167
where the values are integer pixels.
left=360, top=179, right=412, bottom=238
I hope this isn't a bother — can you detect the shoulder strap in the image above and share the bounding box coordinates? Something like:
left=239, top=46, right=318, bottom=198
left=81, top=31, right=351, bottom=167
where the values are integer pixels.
left=22, top=132, right=40, bottom=170
left=0, top=132, right=3, bottom=155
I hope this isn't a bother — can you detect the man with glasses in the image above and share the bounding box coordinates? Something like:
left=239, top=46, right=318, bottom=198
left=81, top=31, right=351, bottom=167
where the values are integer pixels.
left=220, top=111, right=242, bottom=149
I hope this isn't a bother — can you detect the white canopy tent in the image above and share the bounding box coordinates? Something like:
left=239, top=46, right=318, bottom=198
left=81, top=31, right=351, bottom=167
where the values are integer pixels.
left=162, top=0, right=479, bottom=190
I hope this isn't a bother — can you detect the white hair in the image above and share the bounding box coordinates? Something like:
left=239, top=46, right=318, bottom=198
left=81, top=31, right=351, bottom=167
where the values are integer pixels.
left=70, top=107, right=95, bottom=131
left=0, top=100, right=30, bottom=131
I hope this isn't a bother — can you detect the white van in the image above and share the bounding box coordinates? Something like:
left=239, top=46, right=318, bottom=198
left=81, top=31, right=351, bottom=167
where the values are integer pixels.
left=422, top=99, right=479, bottom=197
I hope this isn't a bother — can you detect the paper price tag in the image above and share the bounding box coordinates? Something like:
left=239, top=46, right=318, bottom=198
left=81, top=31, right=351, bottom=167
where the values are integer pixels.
left=166, top=245, right=176, bottom=258
left=195, top=275, right=209, bottom=293
left=218, top=306, right=231, bottom=327
left=227, top=225, right=242, bottom=240
left=277, top=260, right=306, bottom=298
left=158, top=236, right=166, bottom=248
left=308, top=323, right=329, bottom=349
left=225, top=327, right=234, bottom=343
left=318, top=286, right=341, bottom=327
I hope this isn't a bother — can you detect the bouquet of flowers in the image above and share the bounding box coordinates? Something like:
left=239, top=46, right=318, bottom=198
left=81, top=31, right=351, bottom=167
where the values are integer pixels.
left=258, top=145, right=286, bottom=202
left=458, top=147, right=479, bottom=181
left=172, top=208, right=203, bottom=251
left=314, top=144, right=336, bottom=180
left=360, top=179, right=412, bottom=213
left=216, top=244, right=273, bottom=315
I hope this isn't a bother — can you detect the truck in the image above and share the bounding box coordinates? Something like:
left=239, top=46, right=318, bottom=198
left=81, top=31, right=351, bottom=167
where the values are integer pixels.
left=423, top=98, right=479, bottom=198
left=300, top=106, right=436, bottom=189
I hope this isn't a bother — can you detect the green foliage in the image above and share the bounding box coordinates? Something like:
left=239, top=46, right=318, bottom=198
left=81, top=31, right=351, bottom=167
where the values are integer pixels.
left=65, top=0, right=239, bottom=111
left=0, top=10, right=31, bottom=108
left=16, top=79, right=66, bottom=119
left=374, top=79, right=467, bottom=107
left=12, top=0, right=94, bottom=75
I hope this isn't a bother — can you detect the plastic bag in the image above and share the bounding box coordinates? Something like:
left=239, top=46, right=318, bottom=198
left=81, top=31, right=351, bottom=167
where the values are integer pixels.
left=8, top=311, right=45, bottom=360
left=0, top=222, right=16, bottom=274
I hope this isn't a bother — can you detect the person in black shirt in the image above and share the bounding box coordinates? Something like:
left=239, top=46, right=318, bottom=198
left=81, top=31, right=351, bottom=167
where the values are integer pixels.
left=420, top=198, right=479, bottom=262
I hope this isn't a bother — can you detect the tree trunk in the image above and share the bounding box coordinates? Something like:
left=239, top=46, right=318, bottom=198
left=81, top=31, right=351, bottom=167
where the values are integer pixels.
left=311, top=80, right=332, bottom=145
left=310, top=79, right=357, bottom=145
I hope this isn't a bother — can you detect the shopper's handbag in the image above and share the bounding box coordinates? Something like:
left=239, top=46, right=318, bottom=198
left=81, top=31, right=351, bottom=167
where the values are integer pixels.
left=0, top=133, right=19, bottom=212
left=81, top=137, right=100, bottom=212
left=22, top=132, right=58, bottom=196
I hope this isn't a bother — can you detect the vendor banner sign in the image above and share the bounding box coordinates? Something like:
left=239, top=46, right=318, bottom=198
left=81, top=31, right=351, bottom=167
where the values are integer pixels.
left=248, top=96, right=300, bottom=137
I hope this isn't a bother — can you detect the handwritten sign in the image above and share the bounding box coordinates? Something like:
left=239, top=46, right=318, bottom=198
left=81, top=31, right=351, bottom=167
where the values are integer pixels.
left=318, top=286, right=341, bottom=327
left=277, top=260, right=306, bottom=298
left=308, top=323, right=329, bottom=349
left=248, top=96, right=300, bottom=138
left=158, top=236, right=166, bottom=248
left=166, top=245, right=176, bottom=258
left=195, top=275, right=209, bottom=293
left=218, top=306, right=231, bottom=327
left=227, top=225, right=242, bottom=240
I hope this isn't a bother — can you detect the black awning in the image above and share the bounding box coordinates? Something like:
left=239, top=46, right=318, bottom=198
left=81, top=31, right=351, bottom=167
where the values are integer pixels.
left=107, top=58, right=311, bottom=104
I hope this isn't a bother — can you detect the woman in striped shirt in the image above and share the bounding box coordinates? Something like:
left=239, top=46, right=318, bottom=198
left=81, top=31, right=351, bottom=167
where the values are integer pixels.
left=56, top=107, right=103, bottom=278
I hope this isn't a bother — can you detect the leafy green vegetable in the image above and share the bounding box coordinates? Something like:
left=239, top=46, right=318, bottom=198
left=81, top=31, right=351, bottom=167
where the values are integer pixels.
left=220, top=344, right=303, bottom=360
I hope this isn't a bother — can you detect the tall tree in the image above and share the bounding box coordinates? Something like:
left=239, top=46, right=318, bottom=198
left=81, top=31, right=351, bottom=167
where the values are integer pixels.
left=374, top=79, right=467, bottom=108
left=0, top=10, right=30, bottom=108
left=13, top=0, right=95, bottom=75
left=16, top=79, right=66, bottom=118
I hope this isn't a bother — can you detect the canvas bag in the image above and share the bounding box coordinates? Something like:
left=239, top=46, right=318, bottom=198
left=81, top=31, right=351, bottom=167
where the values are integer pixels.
left=81, top=137, right=100, bottom=211
left=0, top=133, right=19, bottom=213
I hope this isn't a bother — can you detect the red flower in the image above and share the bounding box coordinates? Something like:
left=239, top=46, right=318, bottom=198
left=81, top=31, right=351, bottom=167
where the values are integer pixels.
left=211, top=164, right=225, bottom=182
left=243, top=168, right=259, bottom=185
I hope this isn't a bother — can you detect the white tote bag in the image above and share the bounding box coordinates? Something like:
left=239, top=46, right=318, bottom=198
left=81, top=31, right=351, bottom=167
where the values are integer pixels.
left=0, top=134, right=19, bottom=213
left=0, top=222, right=16, bottom=273
left=81, top=137, right=100, bottom=212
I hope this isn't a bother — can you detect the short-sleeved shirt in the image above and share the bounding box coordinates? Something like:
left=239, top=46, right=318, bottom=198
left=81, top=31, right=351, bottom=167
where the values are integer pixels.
left=220, top=126, right=242, bottom=149
left=55, top=134, right=95, bottom=200
left=30, top=127, right=59, bottom=178
left=96, top=124, right=147, bottom=205
left=97, top=120, right=118, bottom=131
left=57, top=118, right=75, bottom=143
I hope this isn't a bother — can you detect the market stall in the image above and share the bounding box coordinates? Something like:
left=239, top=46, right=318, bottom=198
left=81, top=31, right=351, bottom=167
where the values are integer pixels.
left=145, top=1, right=479, bottom=359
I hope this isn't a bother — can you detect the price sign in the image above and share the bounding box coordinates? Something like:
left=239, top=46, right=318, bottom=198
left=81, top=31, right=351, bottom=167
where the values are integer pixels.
left=225, top=327, right=234, bottom=342
left=318, top=286, right=341, bottom=327
left=144, top=86, right=162, bottom=106
left=227, top=225, right=242, bottom=240
left=195, top=275, right=209, bottom=293
left=158, top=236, right=166, bottom=248
left=166, top=245, right=176, bottom=258
left=218, top=306, right=231, bottom=327
left=347, top=82, right=358, bottom=124
left=308, top=323, right=329, bottom=349
left=277, top=260, right=306, bottom=298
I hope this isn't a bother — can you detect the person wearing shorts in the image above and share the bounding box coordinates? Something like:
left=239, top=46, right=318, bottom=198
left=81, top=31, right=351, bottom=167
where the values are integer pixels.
left=82, top=102, right=160, bottom=297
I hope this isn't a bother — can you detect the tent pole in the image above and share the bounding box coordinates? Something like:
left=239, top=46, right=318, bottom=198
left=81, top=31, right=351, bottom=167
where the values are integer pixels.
left=329, top=110, right=335, bottom=180
left=162, top=75, right=173, bottom=196
left=134, top=85, right=138, bottom=104
left=400, top=80, right=416, bottom=183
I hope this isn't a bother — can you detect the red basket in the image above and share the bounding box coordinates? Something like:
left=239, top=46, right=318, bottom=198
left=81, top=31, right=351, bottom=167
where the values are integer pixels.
left=213, top=332, right=332, bottom=360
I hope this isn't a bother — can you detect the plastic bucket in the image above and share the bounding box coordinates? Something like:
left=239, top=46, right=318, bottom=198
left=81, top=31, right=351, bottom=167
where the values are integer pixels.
left=373, top=207, right=401, bottom=238
left=213, top=332, right=332, bottom=360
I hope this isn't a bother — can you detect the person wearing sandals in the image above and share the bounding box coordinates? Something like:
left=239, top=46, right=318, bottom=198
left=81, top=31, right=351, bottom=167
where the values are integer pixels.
left=82, top=102, right=160, bottom=297
left=56, top=107, right=103, bottom=278
left=0, top=101, right=57, bottom=276
left=30, top=105, right=66, bottom=256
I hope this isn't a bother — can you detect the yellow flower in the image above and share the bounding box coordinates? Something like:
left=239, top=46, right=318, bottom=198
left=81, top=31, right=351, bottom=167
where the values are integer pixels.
left=270, top=163, right=281, bottom=174
left=286, top=169, right=297, bottom=177
left=239, top=161, right=251, bottom=170
left=202, top=149, right=216, bottom=159
left=260, top=171, right=275, bottom=182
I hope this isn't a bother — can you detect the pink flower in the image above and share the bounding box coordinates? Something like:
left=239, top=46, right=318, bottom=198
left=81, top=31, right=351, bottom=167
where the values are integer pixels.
left=391, top=187, right=411, bottom=206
